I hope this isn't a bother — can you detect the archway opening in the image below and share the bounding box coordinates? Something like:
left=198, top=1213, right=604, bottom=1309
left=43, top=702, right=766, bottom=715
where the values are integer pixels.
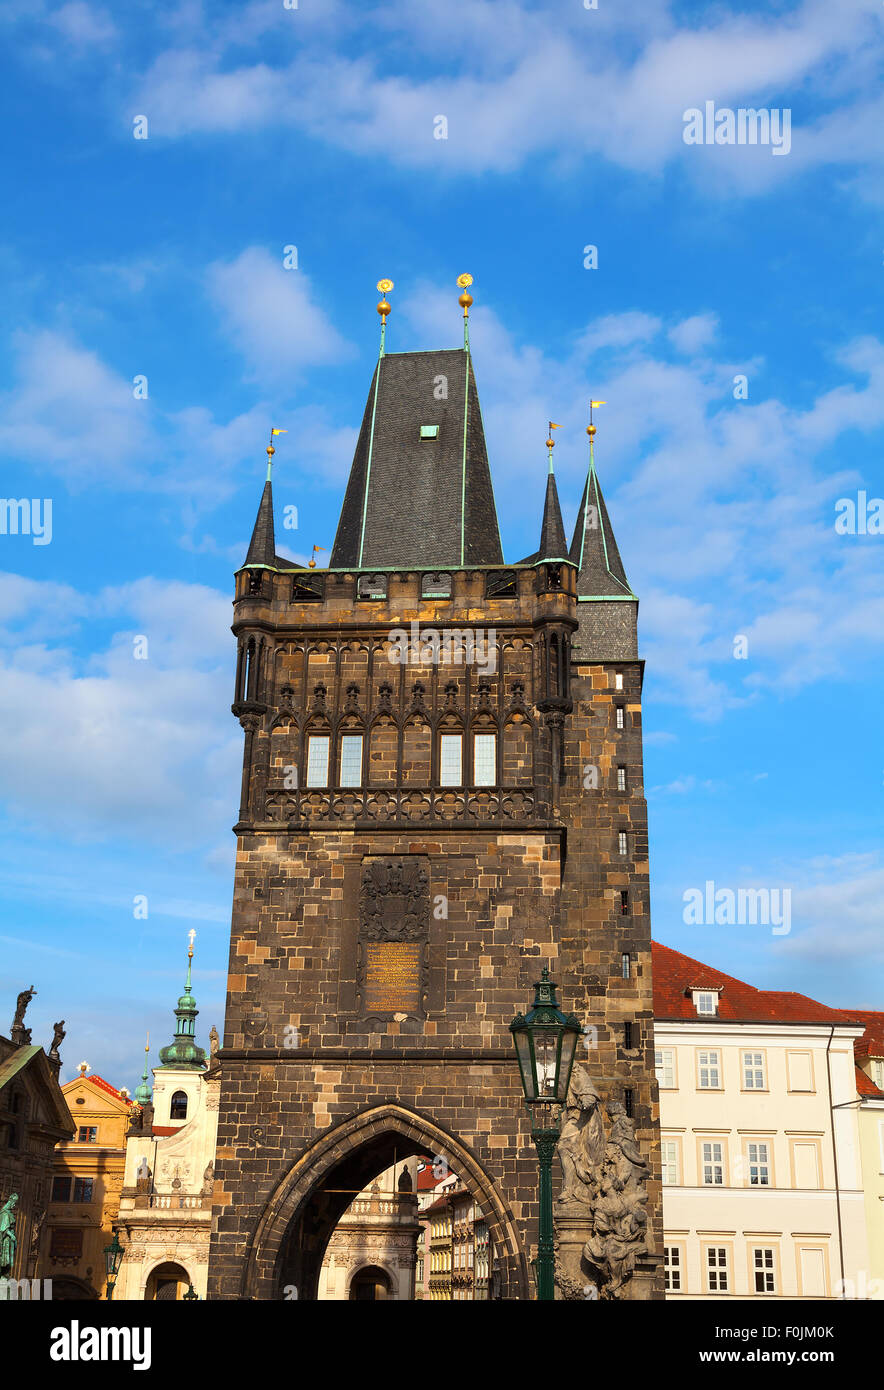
left=262, top=1109, right=523, bottom=1302
left=145, top=1261, right=190, bottom=1301
left=349, top=1265, right=392, bottom=1301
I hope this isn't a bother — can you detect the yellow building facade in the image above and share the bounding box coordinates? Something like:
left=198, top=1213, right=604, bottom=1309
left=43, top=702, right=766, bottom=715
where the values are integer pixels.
left=42, top=1064, right=131, bottom=1299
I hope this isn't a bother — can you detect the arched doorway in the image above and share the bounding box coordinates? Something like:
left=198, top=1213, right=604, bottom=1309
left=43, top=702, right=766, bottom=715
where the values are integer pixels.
left=240, top=1102, right=528, bottom=1300
left=145, top=1261, right=191, bottom=1301
left=349, top=1265, right=392, bottom=1301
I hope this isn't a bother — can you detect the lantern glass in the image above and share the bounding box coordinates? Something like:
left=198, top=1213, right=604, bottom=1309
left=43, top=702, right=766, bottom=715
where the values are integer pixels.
left=557, top=1028, right=579, bottom=1103
left=104, top=1233, right=123, bottom=1280
left=534, top=1028, right=559, bottom=1100
left=513, top=1030, right=534, bottom=1099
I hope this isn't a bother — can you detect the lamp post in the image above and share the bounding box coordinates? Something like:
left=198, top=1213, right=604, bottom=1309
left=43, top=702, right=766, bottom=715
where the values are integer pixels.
left=183, top=1281, right=199, bottom=1301
left=510, top=968, right=581, bottom=1301
left=103, top=1229, right=124, bottom=1300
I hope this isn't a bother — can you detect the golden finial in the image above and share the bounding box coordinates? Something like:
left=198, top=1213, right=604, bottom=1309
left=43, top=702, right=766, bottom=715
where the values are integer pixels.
left=376, top=279, right=393, bottom=356
left=376, top=278, right=394, bottom=318
left=266, top=427, right=286, bottom=481
left=457, top=273, right=473, bottom=349
left=546, top=421, right=560, bottom=472
left=308, top=544, right=328, bottom=570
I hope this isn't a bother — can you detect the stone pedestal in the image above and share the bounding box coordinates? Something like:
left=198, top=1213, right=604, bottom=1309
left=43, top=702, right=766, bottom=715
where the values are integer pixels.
left=554, top=1208, right=596, bottom=1301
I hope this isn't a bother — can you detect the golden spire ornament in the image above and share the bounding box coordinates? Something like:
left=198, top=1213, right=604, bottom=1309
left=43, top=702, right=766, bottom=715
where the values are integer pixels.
left=266, top=426, right=286, bottom=481
left=546, top=421, right=560, bottom=472
left=376, top=278, right=394, bottom=355
left=457, top=273, right=473, bottom=349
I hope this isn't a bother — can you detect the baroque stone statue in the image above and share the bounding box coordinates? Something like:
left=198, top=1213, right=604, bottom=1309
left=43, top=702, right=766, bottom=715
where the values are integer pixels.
left=11, top=987, right=36, bottom=1045
left=555, top=1072, right=650, bottom=1300
left=556, top=1064, right=605, bottom=1207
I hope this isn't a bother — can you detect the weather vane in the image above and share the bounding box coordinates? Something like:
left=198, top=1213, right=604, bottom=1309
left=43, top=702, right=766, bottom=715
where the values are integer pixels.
left=266, top=427, right=286, bottom=481
left=308, top=544, right=327, bottom=570
left=546, top=421, right=560, bottom=472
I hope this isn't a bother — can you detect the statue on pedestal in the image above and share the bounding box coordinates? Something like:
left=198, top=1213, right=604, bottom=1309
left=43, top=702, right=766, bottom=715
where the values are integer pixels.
left=0, top=1194, right=19, bottom=1276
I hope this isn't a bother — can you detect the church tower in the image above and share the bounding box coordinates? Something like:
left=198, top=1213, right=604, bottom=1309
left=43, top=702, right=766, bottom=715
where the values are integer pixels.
left=208, top=281, right=662, bottom=1300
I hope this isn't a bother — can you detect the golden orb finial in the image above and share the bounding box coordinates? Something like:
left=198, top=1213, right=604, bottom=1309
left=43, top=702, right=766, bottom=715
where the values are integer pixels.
left=457, top=272, right=474, bottom=316
left=376, top=278, right=394, bottom=319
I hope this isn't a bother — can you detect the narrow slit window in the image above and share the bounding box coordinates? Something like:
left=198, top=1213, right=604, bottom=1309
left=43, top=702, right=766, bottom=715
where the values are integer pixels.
left=305, top=735, right=330, bottom=787
left=614, top=672, right=624, bottom=690
left=439, top=734, right=463, bottom=787
left=473, top=733, right=496, bottom=786
left=339, top=734, right=363, bottom=787
left=620, top=890, right=629, bottom=915
left=615, top=705, right=625, bottom=730
left=621, top=952, right=631, bottom=978
left=617, top=766, right=627, bottom=791
left=618, top=831, right=628, bottom=856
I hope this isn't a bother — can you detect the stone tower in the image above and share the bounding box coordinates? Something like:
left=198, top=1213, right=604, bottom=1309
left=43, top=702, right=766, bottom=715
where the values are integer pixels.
left=208, top=291, right=662, bottom=1300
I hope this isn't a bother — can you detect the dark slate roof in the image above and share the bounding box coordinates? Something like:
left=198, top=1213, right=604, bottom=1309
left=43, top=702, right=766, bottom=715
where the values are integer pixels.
left=330, top=349, right=503, bottom=569
left=569, top=462, right=634, bottom=598
left=538, top=469, right=569, bottom=561
left=244, top=480, right=276, bottom=568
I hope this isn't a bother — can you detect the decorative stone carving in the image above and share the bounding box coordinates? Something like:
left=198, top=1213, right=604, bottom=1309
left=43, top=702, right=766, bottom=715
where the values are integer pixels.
left=555, top=1071, right=650, bottom=1301
left=360, top=857, right=430, bottom=942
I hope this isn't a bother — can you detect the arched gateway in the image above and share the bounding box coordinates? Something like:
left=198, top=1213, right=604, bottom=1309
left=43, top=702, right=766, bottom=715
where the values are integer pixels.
left=208, top=295, right=663, bottom=1301
left=240, top=1104, right=528, bottom=1300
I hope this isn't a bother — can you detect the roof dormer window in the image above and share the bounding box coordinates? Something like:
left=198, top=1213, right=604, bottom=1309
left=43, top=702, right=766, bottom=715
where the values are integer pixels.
left=419, top=424, right=439, bottom=439
left=692, top=989, right=719, bottom=1016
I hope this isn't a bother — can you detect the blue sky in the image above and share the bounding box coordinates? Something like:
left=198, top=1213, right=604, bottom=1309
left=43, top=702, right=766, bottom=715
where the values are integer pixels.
left=1, top=0, right=882, bottom=1089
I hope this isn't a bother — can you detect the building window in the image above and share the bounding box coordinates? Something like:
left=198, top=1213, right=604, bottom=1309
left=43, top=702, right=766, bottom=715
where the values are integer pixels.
left=170, top=1091, right=188, bottom=1121
left=747, top=1141, right=771, bottom=1186
left=872, top=1060, right=884, bottom=1089
left=753, top=1247, right=776, bottom=1294
left=77, top=1126, right=97, bottom=1144
left=51, top=1176, right=72, bottom=1202
left=621, top=952, right=631, bottom=979
left=419, top=424, right=440, bottom=440
left=615, top=705, right=625, bottom=730
left=614, top=673, right=623, bottom=690
left=655, top=1047, right=675, bottom=1089
left=623, top=1088, right=634, bottom=1117
left=617, top=831, right=628, bottom=856
left=664, top=1245, right=682, bottom=1291
left=698, top=1050, right=721, bottom=1089
left=692, top=990, right=718, bottom=1016
left=661, top=1140, right=679, bottom=1186
left=617, top=766, right=627, bottom=791
left=72, top=1178, right=94, bottom=1203
left=619, top=890, right=629, bottom=916
left=623, top=1022, right=634, bottom=1049
left=473, top=733, right=496, bottom=786
left=706, top=1246, right=729, bottom=1292
left=742, top=1051, right=766, bottom=1090
left=305, top=735, right=330, bottom=787
left=339, top=734, right=364, bottom=787
left=439, top=734, right=463, bottom=787
left=701, top=1141, right=725, bottom=1185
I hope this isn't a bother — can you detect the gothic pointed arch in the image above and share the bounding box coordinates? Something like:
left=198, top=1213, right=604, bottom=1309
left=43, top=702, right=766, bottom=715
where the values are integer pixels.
left=239, top=1102, right=528, bottom=1301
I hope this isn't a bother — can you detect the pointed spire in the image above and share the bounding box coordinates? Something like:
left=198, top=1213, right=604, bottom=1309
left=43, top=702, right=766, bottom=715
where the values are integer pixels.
left=376, top=279, right=394, bottom=357
left=134, top=1034, right=152, bottom=1106
left=243, top=432, right=284, bottom=569
left=537, top=424, right=569, bottom=561
left=569, top=405, right=634, bottom=598
left=158, top=932, right=207, bottom=1071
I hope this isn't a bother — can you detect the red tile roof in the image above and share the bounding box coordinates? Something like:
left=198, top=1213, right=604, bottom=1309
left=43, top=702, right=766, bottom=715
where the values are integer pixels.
left=855, top=1065, right=884, bottom=1099
left=839, top=1010, right=884, bottom=1060
left=652, top=941, right=861, bottom=1026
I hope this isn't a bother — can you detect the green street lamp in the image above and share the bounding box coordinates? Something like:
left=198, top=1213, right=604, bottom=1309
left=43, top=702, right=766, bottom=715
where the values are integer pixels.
left=183, top=1281, right=199, bottom=1301
left=103, top=1229, right=124, bottom=1300
left=510, top=968, right=581, bottom=1301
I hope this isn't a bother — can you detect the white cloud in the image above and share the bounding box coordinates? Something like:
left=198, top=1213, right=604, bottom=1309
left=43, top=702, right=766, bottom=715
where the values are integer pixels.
left=668, top=314, right=719, bottom=355
left=0, top=574, right=240, bottom=845
left=120, top=0, right=883, bottom=193
left=206, top=247, right=354, bottom=384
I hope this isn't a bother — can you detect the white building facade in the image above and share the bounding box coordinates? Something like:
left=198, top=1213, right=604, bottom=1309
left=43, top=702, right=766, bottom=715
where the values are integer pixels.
left=654, top=942, right=870, bottom=1300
